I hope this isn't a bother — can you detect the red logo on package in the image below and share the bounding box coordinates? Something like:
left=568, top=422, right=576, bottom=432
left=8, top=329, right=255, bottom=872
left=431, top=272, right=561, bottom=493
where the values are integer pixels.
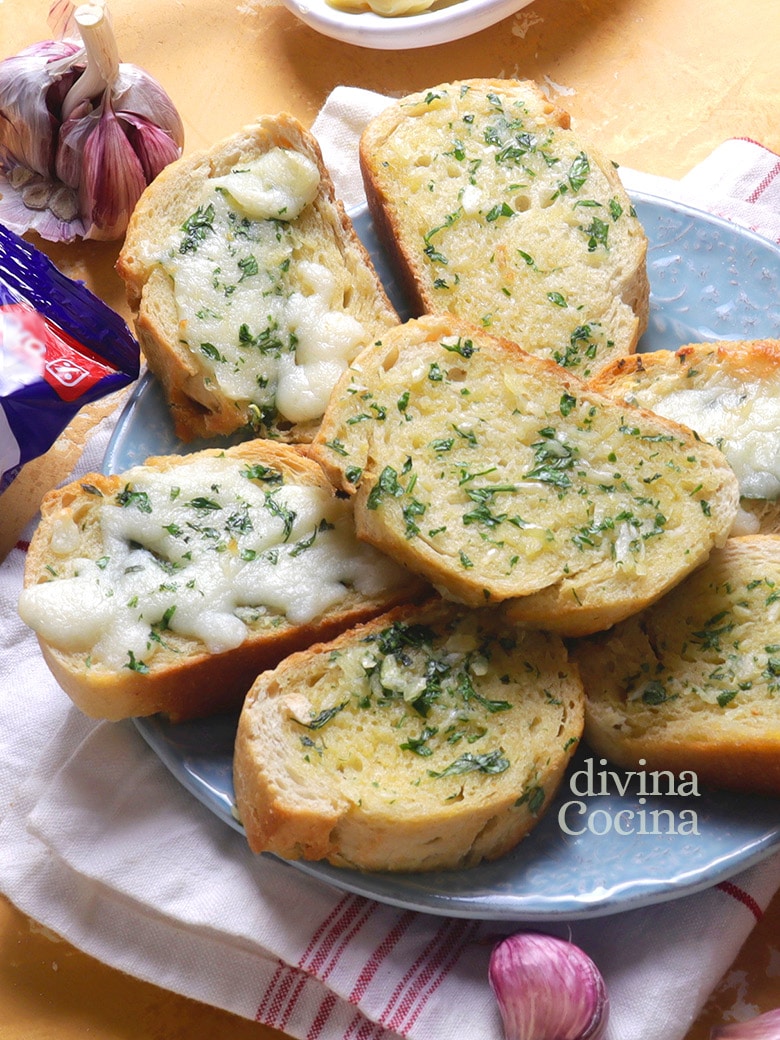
left=1, top=302, right=116, bottom=403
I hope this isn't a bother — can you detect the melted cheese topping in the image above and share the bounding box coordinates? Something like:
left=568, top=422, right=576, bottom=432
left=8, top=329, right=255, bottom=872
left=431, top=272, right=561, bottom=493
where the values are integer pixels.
left=625, top=373, right=780, bottom=500
left=18, top=455, right=406, bottom=670
left=163, top=149, right=369, bottom=424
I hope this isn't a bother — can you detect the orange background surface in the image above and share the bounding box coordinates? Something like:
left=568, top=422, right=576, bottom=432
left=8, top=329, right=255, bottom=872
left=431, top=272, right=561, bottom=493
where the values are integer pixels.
left=1, top=0, right=779, bottom=1036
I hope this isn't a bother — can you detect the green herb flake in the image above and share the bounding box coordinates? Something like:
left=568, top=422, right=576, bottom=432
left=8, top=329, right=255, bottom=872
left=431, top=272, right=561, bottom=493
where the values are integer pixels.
left=641, top=680, right=670, bottom=705
left=560, top=392, right=577, bottom=417
left=428, top=749, right=510, bottom=778
left=297, top=702, right=348, bottom=730
left=515, top=784, right=545, bottom=815
left=179, top=203, right=215, bottom=254
left=441, top=337, right=476, bottom=359
left=366, top=466, right=403, bottom=510
left=125, top=650, right=149, bottom=674
left=116, top=486, right=152, bottom=513
left=243, top=464, right=284, bottom=484
left=485, top=202, right=514, bottom=223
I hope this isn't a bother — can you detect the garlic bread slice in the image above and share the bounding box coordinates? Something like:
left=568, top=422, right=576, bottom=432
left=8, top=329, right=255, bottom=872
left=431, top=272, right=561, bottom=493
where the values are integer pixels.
left=310, top=315, right=739, bottom=635
left=234, top=600, right=584, bottom=872
left=571, top=536, right=780, bottom=796
left=360, top=78, right=649, bottom=379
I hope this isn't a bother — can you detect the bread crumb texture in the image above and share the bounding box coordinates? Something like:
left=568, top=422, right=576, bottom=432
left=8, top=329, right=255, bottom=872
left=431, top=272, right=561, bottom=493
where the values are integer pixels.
left=234, top=601, right=584, bottom=871
left=18, top=442, right=415, bottom=720
left=572, top=536, right=780, bottom=796
left=311, top=315, right=739, bottom=635
left=117, top=115, right=397, bottom=442
left=359, top=79, right=649, bottom=378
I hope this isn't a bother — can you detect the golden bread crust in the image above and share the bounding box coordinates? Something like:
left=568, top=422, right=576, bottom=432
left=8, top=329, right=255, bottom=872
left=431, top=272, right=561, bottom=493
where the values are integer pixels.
left=310, top=314, right=739, bottom=635
left=359, top=79, right=649, bottom=379
left=571, top=536, right=780, bottom=796
left=234, top=599, right=584, bottom=872
left=20, top=441, right=424, bottom=721
left=587, top=339, right=780, bottom=534
left=117, top=114, right=398, bottom=443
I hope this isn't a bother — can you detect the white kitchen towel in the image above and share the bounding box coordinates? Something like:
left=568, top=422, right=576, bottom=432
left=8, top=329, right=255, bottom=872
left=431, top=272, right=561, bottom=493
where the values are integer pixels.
left=1, top=86, right=779, bottom=1040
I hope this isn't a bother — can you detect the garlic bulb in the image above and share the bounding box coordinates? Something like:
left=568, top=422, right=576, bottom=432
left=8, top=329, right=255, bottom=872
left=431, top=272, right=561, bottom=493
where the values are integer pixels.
left=0, top=2, right=183, bottom=242
left=711, top=1009, right=780, bottom=1038
left=489, top=932, right=609, bottom=1040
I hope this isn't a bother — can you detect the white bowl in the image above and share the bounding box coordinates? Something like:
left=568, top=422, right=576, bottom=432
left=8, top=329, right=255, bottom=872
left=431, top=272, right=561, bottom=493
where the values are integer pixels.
left=281, top=0, right=536, bottom=49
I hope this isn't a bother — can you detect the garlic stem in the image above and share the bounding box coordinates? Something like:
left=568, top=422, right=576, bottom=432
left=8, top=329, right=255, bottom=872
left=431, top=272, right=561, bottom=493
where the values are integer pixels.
left=61, top=3, right=119, bottom=120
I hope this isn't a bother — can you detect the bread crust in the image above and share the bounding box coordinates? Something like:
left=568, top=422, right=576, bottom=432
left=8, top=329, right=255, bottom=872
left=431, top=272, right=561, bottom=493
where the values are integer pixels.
left=310, top=314, right=739, bottom=636
left=20, top=441, right=424, bottom=721
left=359, top=79, right=649, bottom=379
left=234, top=600, right=584, bottom=872
left=571, top=536, right=780, bottom=796
left=588, top=338, right=780, bottom=534
left=117, top=114, right=398, bottom=443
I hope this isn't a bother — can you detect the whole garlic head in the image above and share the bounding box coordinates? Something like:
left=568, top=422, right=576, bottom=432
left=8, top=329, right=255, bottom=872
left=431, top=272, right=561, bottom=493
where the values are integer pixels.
left=0, top=2, right=183, bottom=242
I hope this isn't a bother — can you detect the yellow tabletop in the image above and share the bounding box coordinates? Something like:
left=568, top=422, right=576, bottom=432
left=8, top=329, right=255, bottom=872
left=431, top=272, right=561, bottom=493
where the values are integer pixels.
left=1, top=0, right=779, bottom=1036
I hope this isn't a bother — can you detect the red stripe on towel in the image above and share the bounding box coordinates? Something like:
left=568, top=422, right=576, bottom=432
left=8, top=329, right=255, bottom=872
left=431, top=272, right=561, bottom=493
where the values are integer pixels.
left=254, top=960, right=287, bottom=1021
left=349, top=910, right=417, bottom=1003
left=306, top=990, right=337, bottom=1040
left=298, top=893, right=359, bottom=967
left=398, top=921, right=480, bottom=1033
left=381, top=918, right=477, bottom=1032
left=732, top=136, right=780, bottom=159
left=716, top=880, right=763, bottom=922
left=301, top=895, right=378, bottom=979
left=345, top=1012, right=386, bottom=1040
left=746, top=160, right=780, bottom=204
left=259, top=962, right=308, bottom=1026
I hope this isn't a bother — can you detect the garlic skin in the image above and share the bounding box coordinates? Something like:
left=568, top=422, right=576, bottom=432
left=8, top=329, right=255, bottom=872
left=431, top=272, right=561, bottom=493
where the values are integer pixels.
left=0, top=2, right=183, bottom=242
left=0, top=41, right=82, bottom=179
left=489, top=932, right=609, bottom=1040
left=711, top=1009, right=780, bottom=1038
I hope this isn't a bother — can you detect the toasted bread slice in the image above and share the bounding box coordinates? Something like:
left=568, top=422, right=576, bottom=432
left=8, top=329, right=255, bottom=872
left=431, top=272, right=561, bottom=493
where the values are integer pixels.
left=18, top=441, right=423, bottom=721
left=571, top=536, right=780, bottom=797
left=309, top=315, right=739, bottom=636
left=587, top=339, right=780, bottom=534
left=359, top=79, right=649, bottom=379
left=117, top=114, right=398, bottom=443
left=234, top=600, right=584, bottom=872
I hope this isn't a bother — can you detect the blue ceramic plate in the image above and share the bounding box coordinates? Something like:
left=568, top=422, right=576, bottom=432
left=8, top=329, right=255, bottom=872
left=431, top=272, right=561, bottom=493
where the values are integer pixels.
left=105, top=194, right=780, bottom=920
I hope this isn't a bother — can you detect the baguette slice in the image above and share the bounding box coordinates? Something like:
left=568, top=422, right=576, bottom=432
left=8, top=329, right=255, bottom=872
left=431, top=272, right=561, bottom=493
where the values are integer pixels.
left=359, top=79, right=649, bottom=379
left=18, top=441, right=424, bottom=721
left=117, top=114, right=398, bottom=443
left=571, top=536, right=780, bottom=796
left=309, top=315, right=739, bottom=636
left=234, top=600, right=584, bottom=872
left=587, top=339, right=780, bottom=534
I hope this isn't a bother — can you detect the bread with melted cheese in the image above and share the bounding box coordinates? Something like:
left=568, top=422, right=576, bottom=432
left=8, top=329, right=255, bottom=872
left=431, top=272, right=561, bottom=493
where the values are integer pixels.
left=571, top=536, right=780, bottom=796
left=233, top=600, right=584, bottom=872
left=18, top=441, right=422, bottom=721
left=587, top=339, right=780, bottom=535
left=359, top=79, right=649, bottom=380
left=117, top=115, right=398, bottom=443
left=309, top=314, right=740, bottom=636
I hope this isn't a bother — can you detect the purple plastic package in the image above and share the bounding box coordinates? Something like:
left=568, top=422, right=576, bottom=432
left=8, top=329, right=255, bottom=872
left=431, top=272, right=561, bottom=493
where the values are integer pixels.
left=0, top=222, right=140, bottom=492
